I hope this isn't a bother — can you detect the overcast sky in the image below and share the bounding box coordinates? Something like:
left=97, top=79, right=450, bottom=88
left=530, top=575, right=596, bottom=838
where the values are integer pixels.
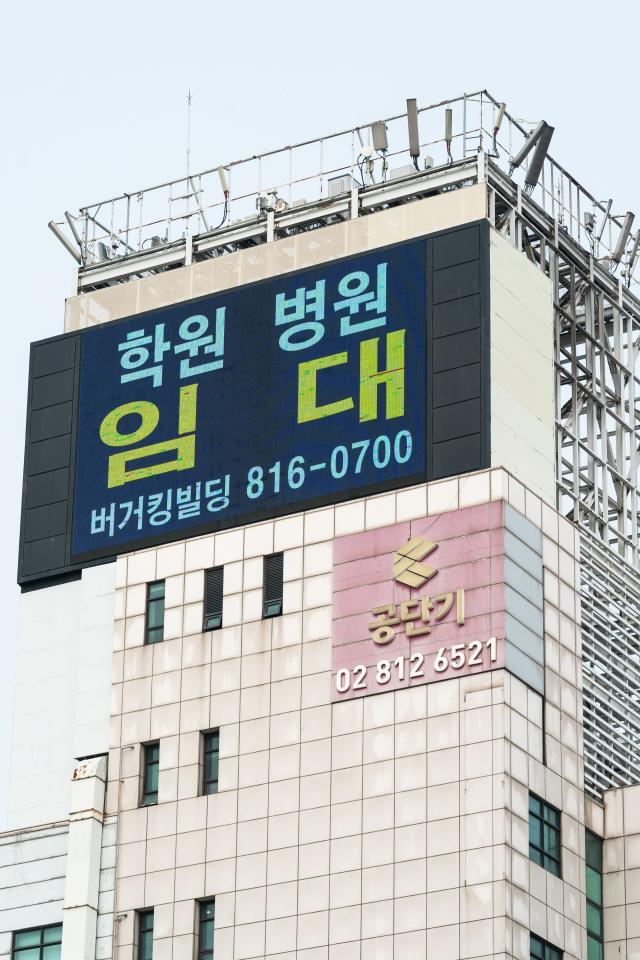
left=1, top=0, right=639, bottom=825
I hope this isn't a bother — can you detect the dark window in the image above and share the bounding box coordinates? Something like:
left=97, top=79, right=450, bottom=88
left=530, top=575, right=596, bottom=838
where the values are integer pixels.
left=530, top=934, right=562, bottom=960
left=198, top=899, right=215, bottom=960
left=142, top=742, right=160, bottom=806
left=146, top=581, right=165, bottom=644
left=529, top=792, right=561, bottom=877
left=13, top=925, right=62, bottom=960
left=586, top=830, right=604, bottom=960
left=203, top=567, right=224, bottom=631
left=202, top=730, right=220, bottom=796
left=137, top=911, right=154, bottom=960
left=263, top=552, right=283, bottom=618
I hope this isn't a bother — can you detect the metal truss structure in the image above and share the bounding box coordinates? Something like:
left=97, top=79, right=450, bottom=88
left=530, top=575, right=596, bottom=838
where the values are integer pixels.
left=485, top=153, right=640, bottom=801
left=580, top=531, right=640, bottom=798
left=52, top=92, right=640, bottom=800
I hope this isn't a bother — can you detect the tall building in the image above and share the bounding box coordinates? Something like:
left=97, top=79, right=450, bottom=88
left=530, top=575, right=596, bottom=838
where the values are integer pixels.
left=3, top=92, right=640, bottom=960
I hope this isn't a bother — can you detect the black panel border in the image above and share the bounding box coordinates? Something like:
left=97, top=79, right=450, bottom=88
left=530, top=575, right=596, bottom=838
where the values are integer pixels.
left=427, top=219, right=490, bottom=479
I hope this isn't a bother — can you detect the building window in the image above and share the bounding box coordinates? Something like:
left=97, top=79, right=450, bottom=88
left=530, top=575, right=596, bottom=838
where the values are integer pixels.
left=146, top=581, right=165, bottom=644
left=137, top=911, right=154, bottom=960
left=586, top=831, right=604, bottom=960
left=263, top=552, right=283, bottom=618
left=198, top=899, right=215, bottom=960
left=203, top=567, right=224, bottom=631
left=202, top=730, right=220, bottom=795
left=530, top=934, right=562, bottom=960
left=529, top=792, right=561, bottom=877
left=141, top=742, right=160, bottom=806
left=13, top=925, right=62, bottom=960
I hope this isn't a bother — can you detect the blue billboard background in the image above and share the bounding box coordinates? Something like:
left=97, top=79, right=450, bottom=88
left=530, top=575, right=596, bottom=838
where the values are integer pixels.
left=71, top=239, right=428, bottom=560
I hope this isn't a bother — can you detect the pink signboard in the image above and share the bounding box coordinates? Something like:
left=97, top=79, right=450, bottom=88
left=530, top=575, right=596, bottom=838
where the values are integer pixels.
left=332, top=501, right=506, bottom=701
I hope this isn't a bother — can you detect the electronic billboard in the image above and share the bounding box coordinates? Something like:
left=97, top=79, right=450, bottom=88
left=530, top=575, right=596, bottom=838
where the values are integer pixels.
left=18, top=222, right=489, bottom=586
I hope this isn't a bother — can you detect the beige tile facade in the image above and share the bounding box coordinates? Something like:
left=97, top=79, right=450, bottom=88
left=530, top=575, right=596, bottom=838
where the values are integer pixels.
left=603, top=784, right=640, bottom=957
left=101, top=467, right=591, bottom=959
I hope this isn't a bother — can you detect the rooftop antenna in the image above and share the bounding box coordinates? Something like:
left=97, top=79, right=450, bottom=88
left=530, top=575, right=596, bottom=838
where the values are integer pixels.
left=406, top=99, right=420, bottom=171
left=186, top=89, right=193, bottom=178
left=625, top=230, right=640, bottom=287
left=48, top=220, right=81, bottom=263
left=509, top=119, right=554, bottom=188
left=611, top=211, right=635, bottom=266
left=444, top=108, right=453, bottom=165
left=524, top=122, right=554, bottom=192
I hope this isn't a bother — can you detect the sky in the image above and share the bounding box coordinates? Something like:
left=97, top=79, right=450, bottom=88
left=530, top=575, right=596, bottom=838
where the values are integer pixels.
left=1, top=0, right=639, bottom=826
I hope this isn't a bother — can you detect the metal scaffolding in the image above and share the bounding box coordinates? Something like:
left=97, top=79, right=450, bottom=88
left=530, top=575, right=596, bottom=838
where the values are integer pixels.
left=486, top=155, right=640, bottom=800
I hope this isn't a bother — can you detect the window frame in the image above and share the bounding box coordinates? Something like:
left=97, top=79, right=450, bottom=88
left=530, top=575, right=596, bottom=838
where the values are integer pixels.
left=585, top=830, right=604, bottom=960
left=263, top=552, right=284, bottom=619
left=141, top=741, right=160, bottom=806
left=203, top=566, right=224, bottom=632
left=529, top=791, right=562, bottom=877
left=137, top=910, right=154, bottom=960
left=530, top=933, right=562, bottom=960
left=145, top=580, right=166, bottom=645
left=197, top=899, right=215, bottom=960
left=12, top=924, right=62, bottom=960
left=201, top=729, right=220, bottom=796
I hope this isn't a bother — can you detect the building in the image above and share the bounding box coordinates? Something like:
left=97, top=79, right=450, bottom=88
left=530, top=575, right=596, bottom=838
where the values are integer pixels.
left=2, top=91, right=640, bottom=960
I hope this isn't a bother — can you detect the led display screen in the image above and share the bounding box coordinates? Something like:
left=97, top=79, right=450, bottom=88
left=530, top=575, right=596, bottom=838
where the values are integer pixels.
left=70, top=240, right=428, bottom=561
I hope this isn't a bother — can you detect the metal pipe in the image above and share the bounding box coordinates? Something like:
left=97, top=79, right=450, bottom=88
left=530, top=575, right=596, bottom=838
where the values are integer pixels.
left=64, top=211, right=82, bottom=246
left=627, top=231, right=640, bottom=279
left=189, top=176, right=210, bottom=232
left=48, top=221, right=81, bottom=263
left=84, top=211, right=137, bottom=252
left=597, top=199, right=613, bottom=243
left=462, top=96, right=466, bottom=156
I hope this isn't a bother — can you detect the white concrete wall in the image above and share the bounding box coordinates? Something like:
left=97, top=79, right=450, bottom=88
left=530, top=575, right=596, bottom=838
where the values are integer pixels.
left=8, top=565, right=116, bottom=830
left=95, top=816, right=116, bottom=960
left=0, top=824, right=67, bottom=960
left=61, top=757, right=108, bottom=960
left=490, top=229, right=555, bottom=505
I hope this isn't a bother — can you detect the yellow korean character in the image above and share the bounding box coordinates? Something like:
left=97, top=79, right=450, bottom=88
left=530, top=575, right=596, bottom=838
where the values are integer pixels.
left=432, top=589, right=465, bottom=625
left=100, top=384, right=197, bottom=488
left=400, top=598, right=431, bottom=638
left=368, top=603, right=399, bottom=645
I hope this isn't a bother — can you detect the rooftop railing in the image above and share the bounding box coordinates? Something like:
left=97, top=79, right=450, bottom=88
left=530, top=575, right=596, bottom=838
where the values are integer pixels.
left=52, top=90, right=639, bottom=294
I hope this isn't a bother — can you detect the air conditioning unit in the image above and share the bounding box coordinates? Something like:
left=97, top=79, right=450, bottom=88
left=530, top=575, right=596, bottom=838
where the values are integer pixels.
left=327, top=174, right=356, bottom=198
left=389, top=165, right=417, bottom=181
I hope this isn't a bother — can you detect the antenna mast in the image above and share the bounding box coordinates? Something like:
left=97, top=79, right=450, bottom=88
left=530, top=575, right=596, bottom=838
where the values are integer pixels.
left=186, top=89, right=192, bottom=178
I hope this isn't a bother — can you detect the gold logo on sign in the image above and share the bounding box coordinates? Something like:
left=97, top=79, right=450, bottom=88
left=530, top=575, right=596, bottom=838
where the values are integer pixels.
left=392, top=536, right=439, bottom=588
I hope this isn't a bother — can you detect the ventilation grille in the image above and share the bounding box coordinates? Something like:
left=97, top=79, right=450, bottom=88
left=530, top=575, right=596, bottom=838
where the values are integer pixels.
left=581, top=531, right=640, bottom=799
